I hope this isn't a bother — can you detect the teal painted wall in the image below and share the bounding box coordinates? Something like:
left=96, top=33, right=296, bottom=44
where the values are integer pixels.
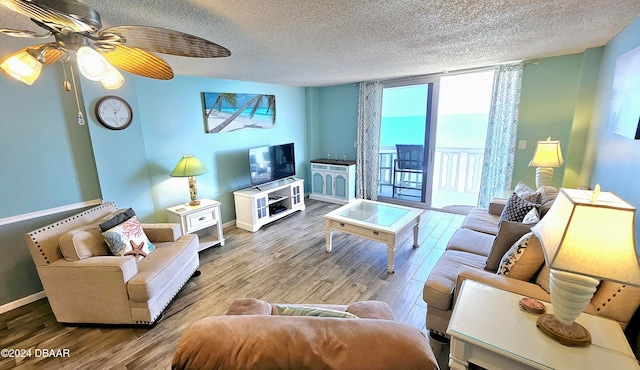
left=585, top=15, right=640, bottom=236
left=0, top=69, right=306, bottom=306
left=0, top=65, right=101, bottom=218
left=134, top=75, right=308, bottom=223
left=79, top=74, right=156, bottom=221
left=513, top=53, right=594, bottom=189
left=0, top=64, right=102, bottom=306
left=307, top=85, right=359, bottom=161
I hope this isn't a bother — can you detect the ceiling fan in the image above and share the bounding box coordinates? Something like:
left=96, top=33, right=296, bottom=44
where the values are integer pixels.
left=0, top=0, right=231, bottom=89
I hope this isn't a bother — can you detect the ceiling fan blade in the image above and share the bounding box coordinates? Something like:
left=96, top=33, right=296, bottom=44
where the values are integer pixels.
left=100, top=26, right=231, bottom=58
left=0, top=28, right=51, bottom=38
left=0, top=0, right=96, bottom=33
left=42, top=47, right=61, bottom=66
left=101, top=45, right=174, bottom=80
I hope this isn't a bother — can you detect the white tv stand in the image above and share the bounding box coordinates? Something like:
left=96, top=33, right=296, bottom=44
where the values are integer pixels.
left=233, top=178, right=305, bottom=232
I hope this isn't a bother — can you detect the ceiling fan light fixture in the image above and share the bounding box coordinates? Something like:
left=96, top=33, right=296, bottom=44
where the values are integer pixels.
left=0, top=48, right=44, bottom=85
left=76, top=46, right=111, bottom=81
left=100, top=65, right=124, bottom=90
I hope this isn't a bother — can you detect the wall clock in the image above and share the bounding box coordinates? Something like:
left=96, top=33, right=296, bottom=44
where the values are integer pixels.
left=95, top=96, right=133, bottom=130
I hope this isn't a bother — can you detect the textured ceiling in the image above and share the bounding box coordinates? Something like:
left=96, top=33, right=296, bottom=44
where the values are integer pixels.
left=0, top=0, right=639, bottom=87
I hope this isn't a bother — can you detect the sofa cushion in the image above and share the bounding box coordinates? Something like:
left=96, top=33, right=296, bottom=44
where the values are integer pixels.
left=446, top=228, right=495, bottom=256
left=172, top=316, right=439, bottom=370
left=103, top=216, right=156, bottom=262
left=127, top=234, right=198, bottom=301
left=514, top=181, right=541, bottom=203
left=485, top=220, right=533, bottom=272
left=535, top=264, right=551, bottom=293
left=461, top=207, right=500, bottom=235
left=424, top=250, right=487, bottom=311
left=59, top=223, right=112, bottom=261
left=497, top=232, right=545, bottom=281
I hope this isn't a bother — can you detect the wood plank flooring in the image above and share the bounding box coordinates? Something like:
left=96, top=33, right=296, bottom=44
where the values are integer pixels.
left=0, top=199, right=463, bottom=370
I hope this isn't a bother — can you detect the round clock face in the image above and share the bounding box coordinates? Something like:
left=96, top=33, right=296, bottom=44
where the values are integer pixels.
left=95, top=96, right=133, bottom=130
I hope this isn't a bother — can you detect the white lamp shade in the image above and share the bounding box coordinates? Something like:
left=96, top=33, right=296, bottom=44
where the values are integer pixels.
left=170, top=155, right=208, bottom=177
left=529, top=138, right=564, bottom=168
left=532, top=188, right=640, bottom=286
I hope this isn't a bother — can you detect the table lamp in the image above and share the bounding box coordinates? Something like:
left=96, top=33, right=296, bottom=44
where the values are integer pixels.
left=529, top=137, right=563, bottom=188
left=531, top=187, right=640, bottom=346
left=170, top=155, right=208, bottom=206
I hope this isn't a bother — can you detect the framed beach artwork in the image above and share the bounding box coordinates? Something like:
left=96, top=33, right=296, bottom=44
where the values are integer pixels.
left=202, top=92, right=276, bottom=134
left=609, top=45, right=640, bottom=139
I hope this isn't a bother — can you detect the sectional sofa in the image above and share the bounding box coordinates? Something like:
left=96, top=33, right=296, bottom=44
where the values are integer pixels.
left=423, top=185, right=640, bottom=340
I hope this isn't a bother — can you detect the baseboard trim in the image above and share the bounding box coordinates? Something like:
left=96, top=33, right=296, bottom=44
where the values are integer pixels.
left=0, top=199, right=103, bottom=227
left=0, top=291, right=46, bottom=315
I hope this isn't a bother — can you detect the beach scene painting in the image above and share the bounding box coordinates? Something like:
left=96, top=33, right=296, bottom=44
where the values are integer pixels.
left=203, top=92, right=276, bottom=133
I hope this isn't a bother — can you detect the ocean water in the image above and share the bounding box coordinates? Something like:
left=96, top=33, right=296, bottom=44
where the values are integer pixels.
left=380, top=113, right=488, bottom=148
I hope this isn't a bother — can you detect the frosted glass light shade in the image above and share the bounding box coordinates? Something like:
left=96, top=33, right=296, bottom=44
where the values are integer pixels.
left=100, top=65, right=125, bottom=90
left=0, top=48, right=43, bottom=85
left=76, top=46, right=111, bottom=81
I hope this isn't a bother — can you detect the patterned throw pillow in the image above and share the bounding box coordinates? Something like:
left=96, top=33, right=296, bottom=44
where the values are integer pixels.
left=275, top=304, right=359, bottom=319
left=514, top=181, right=541, bottom=203
left=497, top=232, right=545, bottom=281
left=522, top=208, right=541, bottom=224
left=498, top=192, right=540, bottom=223
left=102, top=216, right=155, bottom=262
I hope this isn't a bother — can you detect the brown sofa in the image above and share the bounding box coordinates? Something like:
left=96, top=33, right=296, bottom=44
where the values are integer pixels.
left=172, top=298, right=440, bottom=370
left=423, top=186, right=640, bottom=339
left=24, top=202, right=200, bottom=324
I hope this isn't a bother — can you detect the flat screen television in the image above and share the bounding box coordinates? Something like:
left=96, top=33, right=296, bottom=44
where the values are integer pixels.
left=249, top=143, right=296, bottom=187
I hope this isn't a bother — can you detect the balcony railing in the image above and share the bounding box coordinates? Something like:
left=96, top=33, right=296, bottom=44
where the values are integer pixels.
left=378, top=146, right=484, bottom=207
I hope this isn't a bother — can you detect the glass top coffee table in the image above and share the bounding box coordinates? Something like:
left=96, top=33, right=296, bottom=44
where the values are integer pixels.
left=323, top=199, right=423, bottom=273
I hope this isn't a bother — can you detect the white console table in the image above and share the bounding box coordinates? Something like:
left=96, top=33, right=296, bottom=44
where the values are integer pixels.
left=234, top=178, right=305, bottom=232
left=309, top=159, right=356, bottom=204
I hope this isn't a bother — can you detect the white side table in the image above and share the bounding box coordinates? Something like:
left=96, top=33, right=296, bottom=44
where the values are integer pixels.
left=447, top=279, right=639, bottom=370
left=166, top=198, right=225, bottom=252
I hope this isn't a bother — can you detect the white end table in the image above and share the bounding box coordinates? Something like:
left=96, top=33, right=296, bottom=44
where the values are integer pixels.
left=166, top=198, right=225, bottom=252
left=447, top=279, right=639, bottom=370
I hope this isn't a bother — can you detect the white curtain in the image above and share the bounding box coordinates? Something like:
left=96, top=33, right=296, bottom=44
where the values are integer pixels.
left=478, top=63, right=524, bottom=207
left=356, top=81, right=383, bottom=200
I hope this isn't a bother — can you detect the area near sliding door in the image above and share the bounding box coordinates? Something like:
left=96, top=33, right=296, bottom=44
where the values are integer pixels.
left=377, top=70, right=495, bottom=210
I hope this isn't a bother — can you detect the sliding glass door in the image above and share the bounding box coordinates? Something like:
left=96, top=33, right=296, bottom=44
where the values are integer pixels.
left=378, top=79, right=437, bottom=205
left=377, top=70, right=494, bottom=209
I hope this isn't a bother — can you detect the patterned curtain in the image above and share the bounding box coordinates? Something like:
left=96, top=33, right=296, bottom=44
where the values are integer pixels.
left=478, top=63, right=524, bottom=207
left=356, top=81, right=383, bottom=200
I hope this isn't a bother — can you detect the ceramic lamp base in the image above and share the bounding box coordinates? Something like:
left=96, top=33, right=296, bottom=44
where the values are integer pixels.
left=537, top=313, right=591, bottom=346
left=535, top=167, right=554, bottom=188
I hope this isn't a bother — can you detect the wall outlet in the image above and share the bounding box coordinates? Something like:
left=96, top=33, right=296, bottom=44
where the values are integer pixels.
left=353, top=141, right=357, bottom=148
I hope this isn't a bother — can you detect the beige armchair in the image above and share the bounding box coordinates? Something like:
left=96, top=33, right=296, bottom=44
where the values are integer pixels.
left=24, top=202, right=200, bottom=325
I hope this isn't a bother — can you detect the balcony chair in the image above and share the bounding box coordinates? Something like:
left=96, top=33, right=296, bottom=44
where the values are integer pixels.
left=392, top=144, right=425, bottom=198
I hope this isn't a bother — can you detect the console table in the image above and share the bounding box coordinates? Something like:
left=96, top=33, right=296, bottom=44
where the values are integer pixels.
left=447, top=279, right=639, bottom=370
left=309, top=159, right=356, bottom=204
left=234, top=178, right=305, bottom=232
